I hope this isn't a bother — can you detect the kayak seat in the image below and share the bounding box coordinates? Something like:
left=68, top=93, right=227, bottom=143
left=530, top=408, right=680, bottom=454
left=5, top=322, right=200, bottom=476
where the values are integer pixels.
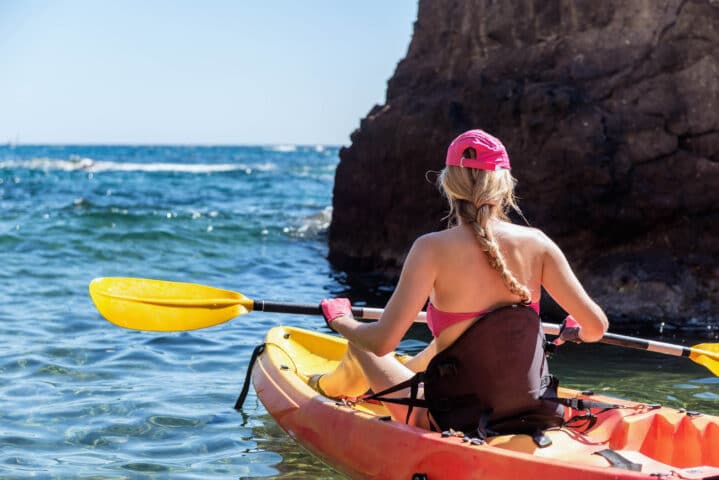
left=365, top=305, right=565, bottom=444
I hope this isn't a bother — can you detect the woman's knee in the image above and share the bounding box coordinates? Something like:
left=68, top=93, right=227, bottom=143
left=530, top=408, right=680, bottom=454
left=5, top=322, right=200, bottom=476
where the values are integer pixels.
left=346, top=341, right=375, bottom=361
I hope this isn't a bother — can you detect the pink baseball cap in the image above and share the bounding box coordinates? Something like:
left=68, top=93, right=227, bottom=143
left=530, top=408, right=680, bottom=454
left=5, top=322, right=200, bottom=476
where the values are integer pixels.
left=445, top=129, right=511, bottom=170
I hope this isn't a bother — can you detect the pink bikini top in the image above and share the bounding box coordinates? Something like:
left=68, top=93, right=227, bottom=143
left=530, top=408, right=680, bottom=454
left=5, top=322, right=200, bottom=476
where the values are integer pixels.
left=426, top=301, right=540, bottom=337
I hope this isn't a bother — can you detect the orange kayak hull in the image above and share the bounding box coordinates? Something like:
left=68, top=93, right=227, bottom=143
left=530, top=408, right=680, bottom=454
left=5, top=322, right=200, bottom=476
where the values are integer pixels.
left=253, top=326, right=719, bottom=480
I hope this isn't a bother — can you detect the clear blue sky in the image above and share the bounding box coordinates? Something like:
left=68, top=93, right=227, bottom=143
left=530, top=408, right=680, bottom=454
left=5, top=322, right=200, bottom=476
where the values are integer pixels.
left=0, top=1, right=417, bottom=145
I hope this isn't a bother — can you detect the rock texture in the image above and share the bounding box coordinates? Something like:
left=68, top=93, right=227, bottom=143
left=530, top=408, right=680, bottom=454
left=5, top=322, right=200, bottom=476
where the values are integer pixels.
left=329, top=0, right=719, bottom=328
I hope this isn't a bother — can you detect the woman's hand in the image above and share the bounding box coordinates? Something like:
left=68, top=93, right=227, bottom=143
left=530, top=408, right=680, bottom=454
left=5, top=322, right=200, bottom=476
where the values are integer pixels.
left=553, top=315, right=582, bottom=345
left=320, top=298, right=352, bottom=332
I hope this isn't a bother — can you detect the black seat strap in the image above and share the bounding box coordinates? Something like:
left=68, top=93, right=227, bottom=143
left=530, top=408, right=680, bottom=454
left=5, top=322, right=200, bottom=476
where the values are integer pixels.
left=550, top=397, right=623, bottom=411
left=362, top=372, right=429, bottom=422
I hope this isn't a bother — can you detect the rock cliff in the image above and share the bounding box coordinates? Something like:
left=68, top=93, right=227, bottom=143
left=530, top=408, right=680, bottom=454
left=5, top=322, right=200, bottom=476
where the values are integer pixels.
left=329, top=0, right=719, bottom=328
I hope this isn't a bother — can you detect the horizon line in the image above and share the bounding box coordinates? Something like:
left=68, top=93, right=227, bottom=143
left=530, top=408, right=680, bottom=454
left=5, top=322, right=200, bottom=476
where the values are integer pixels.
left=0, top=141, right=346, bottom=148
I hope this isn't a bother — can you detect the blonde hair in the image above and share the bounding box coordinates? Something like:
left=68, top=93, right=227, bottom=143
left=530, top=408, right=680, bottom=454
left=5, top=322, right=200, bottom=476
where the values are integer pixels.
left=438, top=163, right=531, bottom=303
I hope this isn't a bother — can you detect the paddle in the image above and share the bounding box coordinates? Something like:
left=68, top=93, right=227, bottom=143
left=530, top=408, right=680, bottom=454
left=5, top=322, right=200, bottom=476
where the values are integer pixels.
left=88, top=277, right=396, bottom=332
left=542, top=324, right=719, bottom=376
left=89, top=277, right=719, bottom=376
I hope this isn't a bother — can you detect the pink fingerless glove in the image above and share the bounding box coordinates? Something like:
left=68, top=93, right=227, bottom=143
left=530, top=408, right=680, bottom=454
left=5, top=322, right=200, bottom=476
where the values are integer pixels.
left=553, top=315, right=582, bottom=345
left=320, top=298, right=352, bottom=330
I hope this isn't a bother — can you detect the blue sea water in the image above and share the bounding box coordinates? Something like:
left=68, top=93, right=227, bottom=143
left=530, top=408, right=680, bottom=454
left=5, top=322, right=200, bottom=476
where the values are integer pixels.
left=0, top=144, right=717, bottom=479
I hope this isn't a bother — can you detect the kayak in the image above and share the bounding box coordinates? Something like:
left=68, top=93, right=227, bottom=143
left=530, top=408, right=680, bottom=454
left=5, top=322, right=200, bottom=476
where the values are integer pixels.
left=251, top=326, right=719, bottom=480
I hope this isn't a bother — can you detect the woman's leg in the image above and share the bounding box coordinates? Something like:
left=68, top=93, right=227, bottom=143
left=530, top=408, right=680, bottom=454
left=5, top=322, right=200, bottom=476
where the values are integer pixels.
left=315, top=344, right=370, bottom=397
left=318, top=342, right=430, bottom=429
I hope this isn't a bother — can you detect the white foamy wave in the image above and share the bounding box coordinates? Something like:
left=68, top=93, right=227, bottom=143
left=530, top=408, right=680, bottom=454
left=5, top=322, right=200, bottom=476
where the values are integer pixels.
left=248, top=162, right=278, bottom=172
left=268, top=144, right=297, bottom=153
left=88, top=161, right=243, bottom=173
left=0, top=157, right=97, bottom=171
left=283, top=206, right=332, bottom=238
left=0, top=157, right=268, bottom=174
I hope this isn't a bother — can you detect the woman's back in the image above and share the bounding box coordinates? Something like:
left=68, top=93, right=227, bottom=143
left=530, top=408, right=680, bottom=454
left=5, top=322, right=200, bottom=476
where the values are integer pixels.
left=428, top=221, right=547, bottom=350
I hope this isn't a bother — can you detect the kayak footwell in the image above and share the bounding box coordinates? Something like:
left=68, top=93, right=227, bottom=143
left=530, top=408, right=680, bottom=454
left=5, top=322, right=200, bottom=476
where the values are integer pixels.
left=252, top=326, right=719, bottom=480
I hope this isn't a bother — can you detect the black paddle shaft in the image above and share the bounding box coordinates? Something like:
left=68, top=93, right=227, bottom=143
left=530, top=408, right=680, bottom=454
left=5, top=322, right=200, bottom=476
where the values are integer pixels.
left=253, top=300, right=365, bottom=318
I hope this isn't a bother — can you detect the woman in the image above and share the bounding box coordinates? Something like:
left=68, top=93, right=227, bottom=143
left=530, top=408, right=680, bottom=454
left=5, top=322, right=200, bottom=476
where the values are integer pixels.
left=312, top=129, right=608, bottom=432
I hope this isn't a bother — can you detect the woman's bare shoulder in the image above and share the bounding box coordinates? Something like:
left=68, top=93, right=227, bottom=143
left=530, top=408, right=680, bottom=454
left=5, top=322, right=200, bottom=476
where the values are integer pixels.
left=410, top=227, right=468, bottom=256
left=495, top=221, right=551, bottom=246
left=416, top=226, right=463, bottom=242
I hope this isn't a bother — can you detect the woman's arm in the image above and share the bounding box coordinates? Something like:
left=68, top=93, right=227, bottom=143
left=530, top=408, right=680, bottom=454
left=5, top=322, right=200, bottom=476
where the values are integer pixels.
left=331, top=235, right=438, bottom=356
left=540, top=232, right=609, bottom=342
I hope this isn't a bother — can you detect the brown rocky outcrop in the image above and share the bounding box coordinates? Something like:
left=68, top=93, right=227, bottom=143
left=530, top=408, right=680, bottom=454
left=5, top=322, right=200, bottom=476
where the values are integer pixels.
left=329, top=0, right=719, bottom=328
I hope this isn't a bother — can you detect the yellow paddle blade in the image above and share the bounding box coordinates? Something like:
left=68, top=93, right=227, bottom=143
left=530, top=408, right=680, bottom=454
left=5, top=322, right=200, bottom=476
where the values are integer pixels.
left=689, top=343, right=719, bottom=376
left=89, top=277, right=253, bottom=331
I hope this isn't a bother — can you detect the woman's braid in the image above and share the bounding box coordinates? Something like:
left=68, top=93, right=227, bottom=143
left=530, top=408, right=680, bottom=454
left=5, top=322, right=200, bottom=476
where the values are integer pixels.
left=456, top=199, right=531, bottom=304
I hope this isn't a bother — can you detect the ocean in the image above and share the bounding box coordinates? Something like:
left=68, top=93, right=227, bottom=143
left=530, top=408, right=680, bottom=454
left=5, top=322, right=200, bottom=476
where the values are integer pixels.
left=1, top=144, right=717, bottom=479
